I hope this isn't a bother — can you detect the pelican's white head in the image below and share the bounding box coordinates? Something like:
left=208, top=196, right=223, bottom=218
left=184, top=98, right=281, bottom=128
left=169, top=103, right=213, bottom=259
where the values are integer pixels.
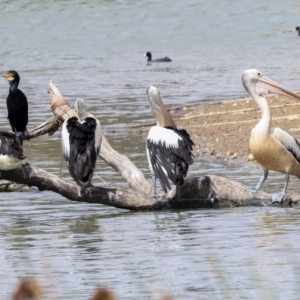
left=241, top=69, right=262, bottom=96
left=241, top=69, right=300, bottom=101
left=146, top=85, right=177, bottom=128
left=146, top=86, right=162, bottom=119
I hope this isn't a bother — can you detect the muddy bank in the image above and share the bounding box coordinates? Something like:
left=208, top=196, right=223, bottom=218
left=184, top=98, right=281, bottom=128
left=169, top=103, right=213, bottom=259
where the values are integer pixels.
left=134, top=93, right=300, bottom=161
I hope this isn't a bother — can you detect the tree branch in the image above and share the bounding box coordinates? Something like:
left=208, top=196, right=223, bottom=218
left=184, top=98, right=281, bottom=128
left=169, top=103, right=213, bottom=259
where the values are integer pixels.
left=3, top=81, right=299, bottom=210
left=0, top=163, right=298, bottom=210
left=27, top=81, right=151, bottom=195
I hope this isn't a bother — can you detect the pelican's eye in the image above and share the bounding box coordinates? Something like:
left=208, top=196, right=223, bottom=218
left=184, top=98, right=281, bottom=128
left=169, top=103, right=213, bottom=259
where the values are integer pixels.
left=257, top=72, right=261, bottom=76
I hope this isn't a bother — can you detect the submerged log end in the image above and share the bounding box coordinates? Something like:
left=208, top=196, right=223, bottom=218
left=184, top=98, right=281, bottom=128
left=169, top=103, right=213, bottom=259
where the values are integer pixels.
left=177, top=175, right=300, bottom=208
left=0, top=180, right=33, bottom=192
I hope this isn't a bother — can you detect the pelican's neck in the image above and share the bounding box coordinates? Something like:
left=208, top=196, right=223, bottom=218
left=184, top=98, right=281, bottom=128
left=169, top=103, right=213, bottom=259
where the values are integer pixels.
left=152, top=110, right=165, bottom=127
left=150, top=101, right=177, bottom=129
left=253, top=95, right=271, bottom=136
left=152, top=109, right=174, bottom=128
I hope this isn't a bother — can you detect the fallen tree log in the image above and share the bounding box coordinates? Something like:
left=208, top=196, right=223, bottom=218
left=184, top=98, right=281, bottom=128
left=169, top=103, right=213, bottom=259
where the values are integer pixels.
left=1, top=81, right=299, bottom=210
left=0, top=163, right=298, bottom=210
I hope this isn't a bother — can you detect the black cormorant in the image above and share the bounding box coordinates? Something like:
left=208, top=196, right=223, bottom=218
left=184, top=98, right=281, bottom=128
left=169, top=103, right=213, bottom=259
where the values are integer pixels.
left=2, top=70, right=29, bottom=141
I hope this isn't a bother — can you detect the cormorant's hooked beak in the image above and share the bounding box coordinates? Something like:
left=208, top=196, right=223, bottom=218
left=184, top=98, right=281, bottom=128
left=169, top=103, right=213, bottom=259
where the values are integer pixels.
left=256, top=76, right=300, bottom=101
left=2, top=72, right=14, bottom=81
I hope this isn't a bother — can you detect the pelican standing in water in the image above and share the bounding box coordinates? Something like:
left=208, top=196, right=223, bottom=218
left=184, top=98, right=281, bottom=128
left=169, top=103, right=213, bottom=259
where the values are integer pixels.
left=242, top=69, right=300, bottom=202
left=61, top=100, right=102, bottom=188
left=146, top=86, right=194, bottom=200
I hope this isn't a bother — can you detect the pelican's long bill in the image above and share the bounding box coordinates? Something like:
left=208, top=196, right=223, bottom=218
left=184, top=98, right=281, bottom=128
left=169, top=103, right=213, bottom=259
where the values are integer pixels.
left=146, top=85, right=177, bottom=128
left=255, top=75, right=300, bottom=101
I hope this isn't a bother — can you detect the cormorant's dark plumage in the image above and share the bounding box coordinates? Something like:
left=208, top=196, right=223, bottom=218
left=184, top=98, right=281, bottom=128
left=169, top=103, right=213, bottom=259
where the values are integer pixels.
left=144, top=52, right=172, bottom=62
left=2, top=70, right=29, bottom=141
left=296, top=26, right=300, bottom=36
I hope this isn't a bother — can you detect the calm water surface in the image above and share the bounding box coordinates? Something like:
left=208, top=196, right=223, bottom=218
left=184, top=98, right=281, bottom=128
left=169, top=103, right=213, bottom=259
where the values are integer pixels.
left=1, top=0, right=300, bottom=299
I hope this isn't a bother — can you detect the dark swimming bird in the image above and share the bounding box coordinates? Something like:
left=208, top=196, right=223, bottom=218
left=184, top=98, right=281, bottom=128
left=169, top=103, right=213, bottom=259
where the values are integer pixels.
left=2, top=70, right=29, bottom=141
left=0, top=131, right=25, bottom=170
left=144, top=52, right=172, bottom=62
left=61, top=100, right=102, bottom=188
left=242, top=69, right=300, bottom=203
left=296, top=26, right=300, bottom=36
left=146, top=86, right=194, bottom=200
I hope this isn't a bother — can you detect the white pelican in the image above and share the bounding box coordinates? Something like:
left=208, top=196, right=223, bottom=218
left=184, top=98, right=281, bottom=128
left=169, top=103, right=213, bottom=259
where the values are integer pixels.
left=61, top=100, right=102, bottom=188
left=144, top=52, right=172, bottom=62
left=0, top=132, right=25, bottom=170
left=242, top=69, right=300, bottom=202
left=146, top=86, right=194, bottom=200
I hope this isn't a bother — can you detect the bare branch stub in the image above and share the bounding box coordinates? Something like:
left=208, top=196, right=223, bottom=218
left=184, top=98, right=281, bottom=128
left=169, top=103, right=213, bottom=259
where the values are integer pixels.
left=48, top=81, right=78, bottom=122
left=28, top=81, right=78, bottom=139
left=29, top=115, right=60, bottom=138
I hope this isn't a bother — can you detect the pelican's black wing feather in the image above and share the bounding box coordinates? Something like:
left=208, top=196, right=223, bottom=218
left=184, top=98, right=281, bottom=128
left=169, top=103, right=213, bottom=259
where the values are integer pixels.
left=64, top=117, right=99, bottom=186
left=147, top=127, right=194, bottom=192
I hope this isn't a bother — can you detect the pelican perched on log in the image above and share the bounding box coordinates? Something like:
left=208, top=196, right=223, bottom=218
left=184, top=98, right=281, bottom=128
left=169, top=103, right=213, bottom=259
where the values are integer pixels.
left=146, top=86, right=194, bottom=199
left=242, top=69, right=300, bottom=203
left=0, top=132, right=25, bottom=170
left=61, top=100, right=102, bottom=188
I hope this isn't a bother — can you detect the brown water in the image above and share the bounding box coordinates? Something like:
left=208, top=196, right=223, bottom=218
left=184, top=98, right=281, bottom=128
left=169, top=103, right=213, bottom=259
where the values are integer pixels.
left=1, top=0, right=300, bottom=299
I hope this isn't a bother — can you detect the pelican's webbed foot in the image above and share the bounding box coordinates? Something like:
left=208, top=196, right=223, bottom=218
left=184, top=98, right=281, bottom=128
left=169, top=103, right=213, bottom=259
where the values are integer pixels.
left=246, top=187, right=261, bottom=194
left=154, top=195, right=162, bottom=201
left=271, top=192, right=285, bottom=203
left=151, top=189, right=162, bottom=201
left=271, top=174, right=290, bottom=203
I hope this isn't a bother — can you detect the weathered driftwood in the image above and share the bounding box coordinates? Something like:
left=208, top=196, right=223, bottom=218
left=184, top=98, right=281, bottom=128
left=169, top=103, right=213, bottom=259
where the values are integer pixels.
left=28, top=81, right=151, bottom=195
left=1, top=81, right=299, bottom=210
left=0, top=163, right=298, bottom=210
left=99, top=135, right=151, bottom=194
left=0, top=180, right=32, bottom=192
left=29, top=115, right=60, bottom=138
left=29, top=81, right=78, bottom=138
